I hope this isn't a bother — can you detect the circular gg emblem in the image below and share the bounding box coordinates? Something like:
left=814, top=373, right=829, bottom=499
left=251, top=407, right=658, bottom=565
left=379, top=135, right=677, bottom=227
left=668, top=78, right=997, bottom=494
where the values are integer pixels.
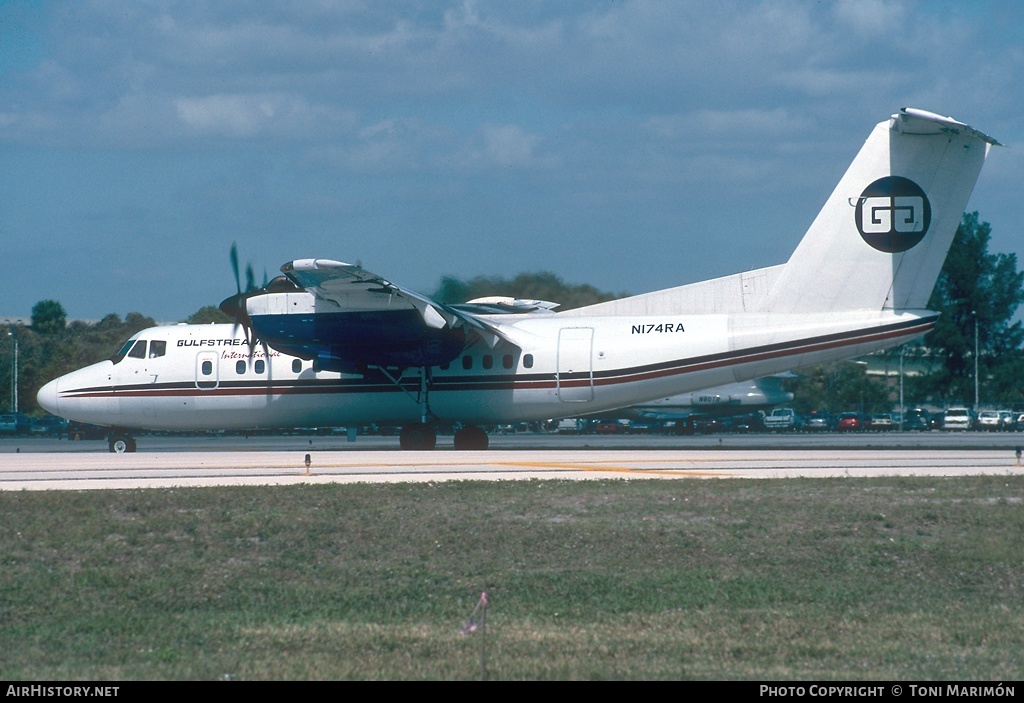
left=855, top=176, right=931, bottom=253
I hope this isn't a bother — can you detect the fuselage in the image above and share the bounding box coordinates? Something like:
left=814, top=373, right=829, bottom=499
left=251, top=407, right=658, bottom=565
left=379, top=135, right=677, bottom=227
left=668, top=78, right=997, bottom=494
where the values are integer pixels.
left=37, top=309, right=935, bottom=432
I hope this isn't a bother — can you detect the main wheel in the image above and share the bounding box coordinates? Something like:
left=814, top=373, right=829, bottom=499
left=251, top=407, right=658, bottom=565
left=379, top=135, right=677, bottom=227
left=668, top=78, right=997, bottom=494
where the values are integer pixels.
left=453, top=426, right=489, bottom=450
left=399, top=423, right=437, bottom=451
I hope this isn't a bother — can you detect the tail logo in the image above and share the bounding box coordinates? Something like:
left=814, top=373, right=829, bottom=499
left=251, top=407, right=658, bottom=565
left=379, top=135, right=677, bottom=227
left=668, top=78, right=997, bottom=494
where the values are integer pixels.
left=855, top=176, right=931, bottom=253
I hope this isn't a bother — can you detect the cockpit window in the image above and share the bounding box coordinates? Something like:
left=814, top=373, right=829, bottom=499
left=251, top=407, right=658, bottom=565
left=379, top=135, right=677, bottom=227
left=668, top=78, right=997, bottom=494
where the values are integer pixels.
left=111, top=338, right=167, bottom=364
left=111, top=339, right=166, bottom=366
left=128, top=341, right=148, bottom=359
left=110, top=339, right=137, bottom=364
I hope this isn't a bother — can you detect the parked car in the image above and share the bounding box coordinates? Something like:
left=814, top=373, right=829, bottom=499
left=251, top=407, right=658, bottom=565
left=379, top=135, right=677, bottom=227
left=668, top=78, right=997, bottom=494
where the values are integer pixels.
left=867, top=413, right=894, bottom=431
left=803, top=412, right=835, bottom=432
left=30, top=415, right=68, bottom=437
left=902, top=408, right=934, bottom=431
left=594, top=419, right=628, bottom=434
left=1000, top=410, right=1016, bottom=432
left=942, top=407, right=976, bottom=431
left=836, top=412, right=864, bottom=432
left=694, top=417, right=732, bottom=434
left=626, top=420, right=660, bottom=434
left=0, top=413, right=32, bottom=435
left=732, top=412, right=766, bottom=433
left=673, top=414, right=707, bottom=435
left=763, top=407, right=803, bottom=432
left=978, top=410, right=1004, bottom=432
left=554, top=418, right=583, bottom=434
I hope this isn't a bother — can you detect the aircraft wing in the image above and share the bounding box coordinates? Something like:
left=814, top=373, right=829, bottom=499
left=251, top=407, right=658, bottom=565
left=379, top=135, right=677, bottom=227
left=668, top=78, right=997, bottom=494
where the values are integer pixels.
left=281, top=258, right=515, bottom=348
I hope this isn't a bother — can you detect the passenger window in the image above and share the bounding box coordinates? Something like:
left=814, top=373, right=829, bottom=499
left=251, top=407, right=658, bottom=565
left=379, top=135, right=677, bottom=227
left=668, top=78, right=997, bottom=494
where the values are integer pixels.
left=236, top=360, right=246, bottom=374
left=255, top=359, right=265, bottom=374
left=149, top=340, right=167, bottom=358
left=462, top=356, right=473, bottom=370
left=128, top=341, right=147, bottom=359
left=292, top=359, right=302, bottom=373
left=503, top=354, right=513, bottom=369
left=524, top=354, right=534, bottom=369
left=483, top=355, right=493, bottom=370
left=202, top=360, right=213, bottom=375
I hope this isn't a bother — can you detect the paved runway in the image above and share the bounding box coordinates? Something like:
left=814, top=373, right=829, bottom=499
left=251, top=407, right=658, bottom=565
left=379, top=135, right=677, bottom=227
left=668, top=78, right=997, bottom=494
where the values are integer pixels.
left=2, top=433, right=1022, bottom=490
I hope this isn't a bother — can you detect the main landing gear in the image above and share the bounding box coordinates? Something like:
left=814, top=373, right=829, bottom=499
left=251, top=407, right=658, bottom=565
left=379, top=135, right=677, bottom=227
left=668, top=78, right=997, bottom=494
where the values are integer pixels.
left=399, top=423, right=436, bottom=450
left=384, top=366, right=490, bottom=451
left=398, top=423, right=490, bottom=450
left=453, top=425, right=489, bottom=450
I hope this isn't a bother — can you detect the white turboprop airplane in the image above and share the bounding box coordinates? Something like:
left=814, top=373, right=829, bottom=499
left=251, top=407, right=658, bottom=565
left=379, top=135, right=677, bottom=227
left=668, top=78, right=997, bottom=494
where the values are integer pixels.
left=38, top=108, right=999, bottom=452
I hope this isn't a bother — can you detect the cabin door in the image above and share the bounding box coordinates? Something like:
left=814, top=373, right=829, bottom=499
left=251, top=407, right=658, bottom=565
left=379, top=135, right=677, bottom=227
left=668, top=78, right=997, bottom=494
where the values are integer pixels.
left=557, top=327, right=594, bottom=403
left=195, top=352, right=220, bottom=390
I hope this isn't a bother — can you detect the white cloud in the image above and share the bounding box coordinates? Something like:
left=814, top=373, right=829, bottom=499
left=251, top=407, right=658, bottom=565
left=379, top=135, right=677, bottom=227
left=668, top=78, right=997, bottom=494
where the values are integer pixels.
left=176, top=94, right=283, bottom=137
left=833, top=0, right=908, bottom=36
left=478, top=123, right=540, bottom=167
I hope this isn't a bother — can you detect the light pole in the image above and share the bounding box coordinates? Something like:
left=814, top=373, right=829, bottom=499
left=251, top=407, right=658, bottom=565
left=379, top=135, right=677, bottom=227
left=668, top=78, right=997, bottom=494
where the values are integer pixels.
left=972, top=310, right=979, bottom=409
left=899, top=345, right=905, bottom=432
left=6, top=323, right=17, bottom=414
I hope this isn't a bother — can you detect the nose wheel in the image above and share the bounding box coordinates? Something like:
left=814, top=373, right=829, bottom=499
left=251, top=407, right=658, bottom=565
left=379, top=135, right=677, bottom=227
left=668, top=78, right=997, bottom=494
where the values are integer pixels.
left=108, top=433, right=137, bottom=453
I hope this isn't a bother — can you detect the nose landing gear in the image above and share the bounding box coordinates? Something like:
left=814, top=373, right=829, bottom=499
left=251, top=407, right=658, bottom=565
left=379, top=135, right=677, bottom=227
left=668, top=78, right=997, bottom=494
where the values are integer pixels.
left=108, top=432, right=137, bottom=453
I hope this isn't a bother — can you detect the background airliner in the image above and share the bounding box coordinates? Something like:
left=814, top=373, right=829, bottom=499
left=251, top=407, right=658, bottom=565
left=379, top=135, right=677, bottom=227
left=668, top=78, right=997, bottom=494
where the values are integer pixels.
left=616, top=376, right=794, bottom=427
left=38, top=108, right=999, bottom=452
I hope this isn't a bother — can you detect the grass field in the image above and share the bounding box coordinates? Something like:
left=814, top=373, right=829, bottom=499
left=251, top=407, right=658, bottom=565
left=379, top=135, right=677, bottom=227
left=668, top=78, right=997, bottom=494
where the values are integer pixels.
left=1, top=475, right=1022, bottom=680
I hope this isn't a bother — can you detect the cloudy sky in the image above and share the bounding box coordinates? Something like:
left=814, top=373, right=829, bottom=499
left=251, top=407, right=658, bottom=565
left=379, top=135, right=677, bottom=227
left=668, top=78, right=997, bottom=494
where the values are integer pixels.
left=2, top=0, right=1022, bottom=323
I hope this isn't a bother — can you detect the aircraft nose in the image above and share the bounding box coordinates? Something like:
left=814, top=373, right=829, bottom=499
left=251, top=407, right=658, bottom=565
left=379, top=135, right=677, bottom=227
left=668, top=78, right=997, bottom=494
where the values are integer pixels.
left=37, top=378, right=60, bottom=416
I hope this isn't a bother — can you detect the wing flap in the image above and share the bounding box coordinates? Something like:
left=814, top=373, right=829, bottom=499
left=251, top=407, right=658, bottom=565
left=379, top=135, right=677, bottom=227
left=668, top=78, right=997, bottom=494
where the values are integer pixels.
left=281, top=259, right=515, bottom=348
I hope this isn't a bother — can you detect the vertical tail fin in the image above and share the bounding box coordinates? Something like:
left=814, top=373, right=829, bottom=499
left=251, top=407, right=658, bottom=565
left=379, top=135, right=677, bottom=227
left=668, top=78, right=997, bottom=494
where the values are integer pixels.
left=765, top=108, right=999, bottom=314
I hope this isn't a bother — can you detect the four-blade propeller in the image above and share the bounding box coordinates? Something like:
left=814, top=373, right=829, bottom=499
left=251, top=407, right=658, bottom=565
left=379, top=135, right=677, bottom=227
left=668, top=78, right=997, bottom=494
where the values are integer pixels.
left=219, top=242, right=272, bottom=355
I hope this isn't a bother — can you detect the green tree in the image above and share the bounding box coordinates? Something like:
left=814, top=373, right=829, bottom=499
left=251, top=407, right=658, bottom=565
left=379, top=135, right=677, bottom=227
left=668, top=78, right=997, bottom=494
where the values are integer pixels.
left=787, top=362, right=889, bottom=415
left=911, top=212, right=1024, bottom=406
left=65, top=313, right=156, bottom=367
left=186, top=306, right=233, bottom=324
left=31, top=300, right=67, bottom=335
